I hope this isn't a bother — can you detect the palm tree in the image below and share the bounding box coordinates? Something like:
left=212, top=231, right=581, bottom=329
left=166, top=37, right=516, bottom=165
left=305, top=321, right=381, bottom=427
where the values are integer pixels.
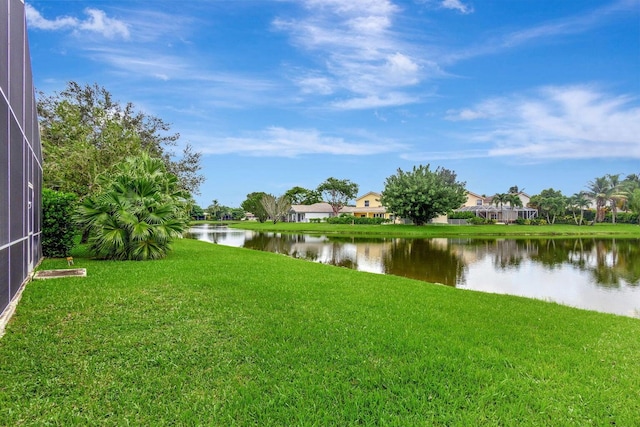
left=77, top=154, right=189, bottom=260
left=569, top=192, right=590, bottom=225
left=585, top=176, right=612, bottom=223
left=505, top=193, right=523, bottom=222
left=607, top=174, right=627, bottom=224
left=492, top=193, right=509, bottom=222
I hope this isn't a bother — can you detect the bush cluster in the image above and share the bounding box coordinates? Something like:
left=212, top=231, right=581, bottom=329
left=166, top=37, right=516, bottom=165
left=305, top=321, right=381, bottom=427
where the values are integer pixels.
left=448, top=211, right=476, bottom=219
left=326, top=215, right=389, bottom=225
left=42, top=189, right=77, bottom=257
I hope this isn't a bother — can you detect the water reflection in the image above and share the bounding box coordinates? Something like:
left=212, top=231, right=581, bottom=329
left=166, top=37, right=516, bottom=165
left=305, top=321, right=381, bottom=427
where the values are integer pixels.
left=186, top=225, right=640, bottom=317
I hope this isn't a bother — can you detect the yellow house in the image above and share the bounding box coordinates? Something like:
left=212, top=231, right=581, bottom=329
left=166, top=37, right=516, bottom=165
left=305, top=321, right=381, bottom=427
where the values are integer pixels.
left=353, top=192, right=393, bottom=220
left=431, top=190, right=487, bottom=224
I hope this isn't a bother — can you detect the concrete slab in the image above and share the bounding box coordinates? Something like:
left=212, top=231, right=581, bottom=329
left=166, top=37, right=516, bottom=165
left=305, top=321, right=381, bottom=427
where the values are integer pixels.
left=33, top=269, right=87, bottom=280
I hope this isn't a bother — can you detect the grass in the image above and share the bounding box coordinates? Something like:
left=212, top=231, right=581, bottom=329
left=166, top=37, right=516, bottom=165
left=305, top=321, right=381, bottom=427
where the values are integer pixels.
left=229, top=221, right=640, bottom=238
left=1, top=238, right=639, bottom=425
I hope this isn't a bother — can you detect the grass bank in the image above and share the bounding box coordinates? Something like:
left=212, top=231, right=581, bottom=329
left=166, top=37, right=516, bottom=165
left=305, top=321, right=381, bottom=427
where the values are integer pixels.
left=1, top=239, right=639, bottom=425
left=230, top=221, right=640, bottom=238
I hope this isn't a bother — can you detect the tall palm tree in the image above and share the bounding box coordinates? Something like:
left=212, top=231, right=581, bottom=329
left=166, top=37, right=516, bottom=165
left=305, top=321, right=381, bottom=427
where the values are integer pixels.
left=607, top=174, right=627, bottom=224
left=77, top=154, right=189, bottom=260
left=505, top=193, right=523, bottom=222
left=585, top=176, right=612, bottom=223
left=492, top=193, right=509, bottom=222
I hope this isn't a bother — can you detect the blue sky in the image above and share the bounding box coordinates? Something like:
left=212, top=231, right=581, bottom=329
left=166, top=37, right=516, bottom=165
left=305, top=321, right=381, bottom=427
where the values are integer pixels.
left=25, top=0, right=640, bottom=208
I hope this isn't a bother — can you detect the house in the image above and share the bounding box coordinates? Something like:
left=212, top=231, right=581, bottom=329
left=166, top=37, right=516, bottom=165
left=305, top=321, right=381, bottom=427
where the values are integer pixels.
left=431, top=190, right=486, bottom=224
left=456, top=191, right=537, bottom=223
left=288, top=203, right=356, bottom=223
left=352, top=192, right=393, bottom=221
left=1, top=0, right=44, bottom=324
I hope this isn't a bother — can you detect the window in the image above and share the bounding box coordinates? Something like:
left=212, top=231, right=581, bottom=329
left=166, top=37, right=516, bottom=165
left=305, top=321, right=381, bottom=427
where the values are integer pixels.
left=364, top=200, right=370, bottom=207
left=476, top=199, right=483, bottom=206
left=374, top=213, right=385, bottom=218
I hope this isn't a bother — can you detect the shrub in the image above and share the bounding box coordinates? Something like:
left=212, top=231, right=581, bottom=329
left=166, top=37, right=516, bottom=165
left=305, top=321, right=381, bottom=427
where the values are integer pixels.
left=326, top=216, right=389, bottom=225
left=531, top=218, right=548, bottom=226
left=467, top=216, right=485, bottom=225
left=448, top=211, right=475, bottom=219
left=42, top=189, right=77, bottom=257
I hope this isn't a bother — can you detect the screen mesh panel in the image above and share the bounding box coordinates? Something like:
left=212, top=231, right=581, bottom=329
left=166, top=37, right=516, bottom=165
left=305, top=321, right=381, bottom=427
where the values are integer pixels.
left=1, top=0, right=43, bottom=317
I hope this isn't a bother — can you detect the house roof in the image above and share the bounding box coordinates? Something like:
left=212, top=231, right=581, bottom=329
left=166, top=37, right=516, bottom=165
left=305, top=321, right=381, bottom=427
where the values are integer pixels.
left=357, top=191, right=381, bottom=200
left=353, top=206, right=387, bottom=213
left=289, top=203, right=356, bottom=214
left=457, top=205, right=537, bottom=213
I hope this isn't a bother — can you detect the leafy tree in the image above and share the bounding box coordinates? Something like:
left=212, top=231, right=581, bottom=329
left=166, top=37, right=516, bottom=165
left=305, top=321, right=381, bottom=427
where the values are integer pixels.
left=42, top=189, right=77, bottom=257
left=317, top=177, right=359, bottom=216
left=530, top=189, right=567, bottom=224
left=241, top=192, right=269, bottom=223
left=230, top=208, right=246, bottom=220
left=261, top=194, right=292, bottom=224
left=38, top=81, right=203, bottom=198
left=76, top=154, right=189, bottom=260
left=189, top=204, right=205, bottom=220
left=380, top=165, right=467, bottom=226
left=284, top=186, right=322, bottom=205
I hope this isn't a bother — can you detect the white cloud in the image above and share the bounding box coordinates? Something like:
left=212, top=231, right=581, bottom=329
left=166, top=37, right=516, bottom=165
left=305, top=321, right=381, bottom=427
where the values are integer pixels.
left=78, top=9, right=130, bottom=39
left=25, top=5, right=129, bottom=39
left=434, top=86, right=640, bottom=161
left=274, top=0, right=424, bottom=108
left=198, top=126, right=406, bottom=157
left=25, top=4, right=77, bottom=30
left=332, top=93, right=418, bottom=110
left=443, top=0, right=637, bottom=64
left=440, top=0, right=473, bottom=14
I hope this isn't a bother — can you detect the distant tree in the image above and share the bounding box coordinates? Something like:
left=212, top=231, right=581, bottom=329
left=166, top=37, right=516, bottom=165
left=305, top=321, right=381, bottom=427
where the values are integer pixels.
left=261, top=194, right=292, bottom=224
left=241, top=192, right=269, bottom=223
left=317, top=177, right=359, bottom=216
left=508, top=185, right=523, bottom=194
left=530, top=189, right=567, bottom=224
left=627, top=188, right=640, bottom=224
left=38, top=81, right=203, bottom=198
left=492, top=193, right=509, bottom=222
left=607, top=174, right=627, bottom=224
left=585, top=176, right=612, bottom=223
left=380, top=165, right=466, bottom=226
left=76, top=153, right=189, bottom=260
left=284, top=186, right=323, bottom=205
left=206, top=199, right=222, bottom=219
left=189, top=204, right=205, bottom=220
left=230, top=208, right=245, bottom=221
left=567, top=192, right=590, bottom=225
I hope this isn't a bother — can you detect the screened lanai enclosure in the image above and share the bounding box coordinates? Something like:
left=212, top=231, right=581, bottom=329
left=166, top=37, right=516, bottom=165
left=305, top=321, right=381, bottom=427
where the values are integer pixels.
left=456, top=205, right=538, bottom=223
left=1, top=0, right=43, bottom=318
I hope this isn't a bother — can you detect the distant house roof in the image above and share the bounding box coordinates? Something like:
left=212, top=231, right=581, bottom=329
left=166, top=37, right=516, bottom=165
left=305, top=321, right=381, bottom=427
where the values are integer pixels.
left=289, top=203, right=356, bottom=214
left=457, top=205, right=537, bottom=213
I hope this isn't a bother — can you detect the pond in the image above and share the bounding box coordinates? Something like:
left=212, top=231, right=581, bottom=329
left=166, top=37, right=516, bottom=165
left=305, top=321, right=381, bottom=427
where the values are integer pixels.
left=186, top=225, right=640, bottom=318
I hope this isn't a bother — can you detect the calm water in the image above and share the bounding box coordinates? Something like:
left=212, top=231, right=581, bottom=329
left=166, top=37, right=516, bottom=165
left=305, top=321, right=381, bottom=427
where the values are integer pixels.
left=187, top=225, right=640, bottom=318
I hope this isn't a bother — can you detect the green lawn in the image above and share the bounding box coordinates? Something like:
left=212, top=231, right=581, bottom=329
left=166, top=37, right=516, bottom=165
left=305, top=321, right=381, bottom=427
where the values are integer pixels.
left=1, top=238, right=639, bottom=425
left=229, top=221, right=640, bottom=238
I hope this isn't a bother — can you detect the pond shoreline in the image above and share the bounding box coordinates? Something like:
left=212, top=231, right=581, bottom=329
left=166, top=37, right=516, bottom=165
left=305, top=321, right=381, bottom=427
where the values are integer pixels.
left=187, top=225, right=640, bottom=318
